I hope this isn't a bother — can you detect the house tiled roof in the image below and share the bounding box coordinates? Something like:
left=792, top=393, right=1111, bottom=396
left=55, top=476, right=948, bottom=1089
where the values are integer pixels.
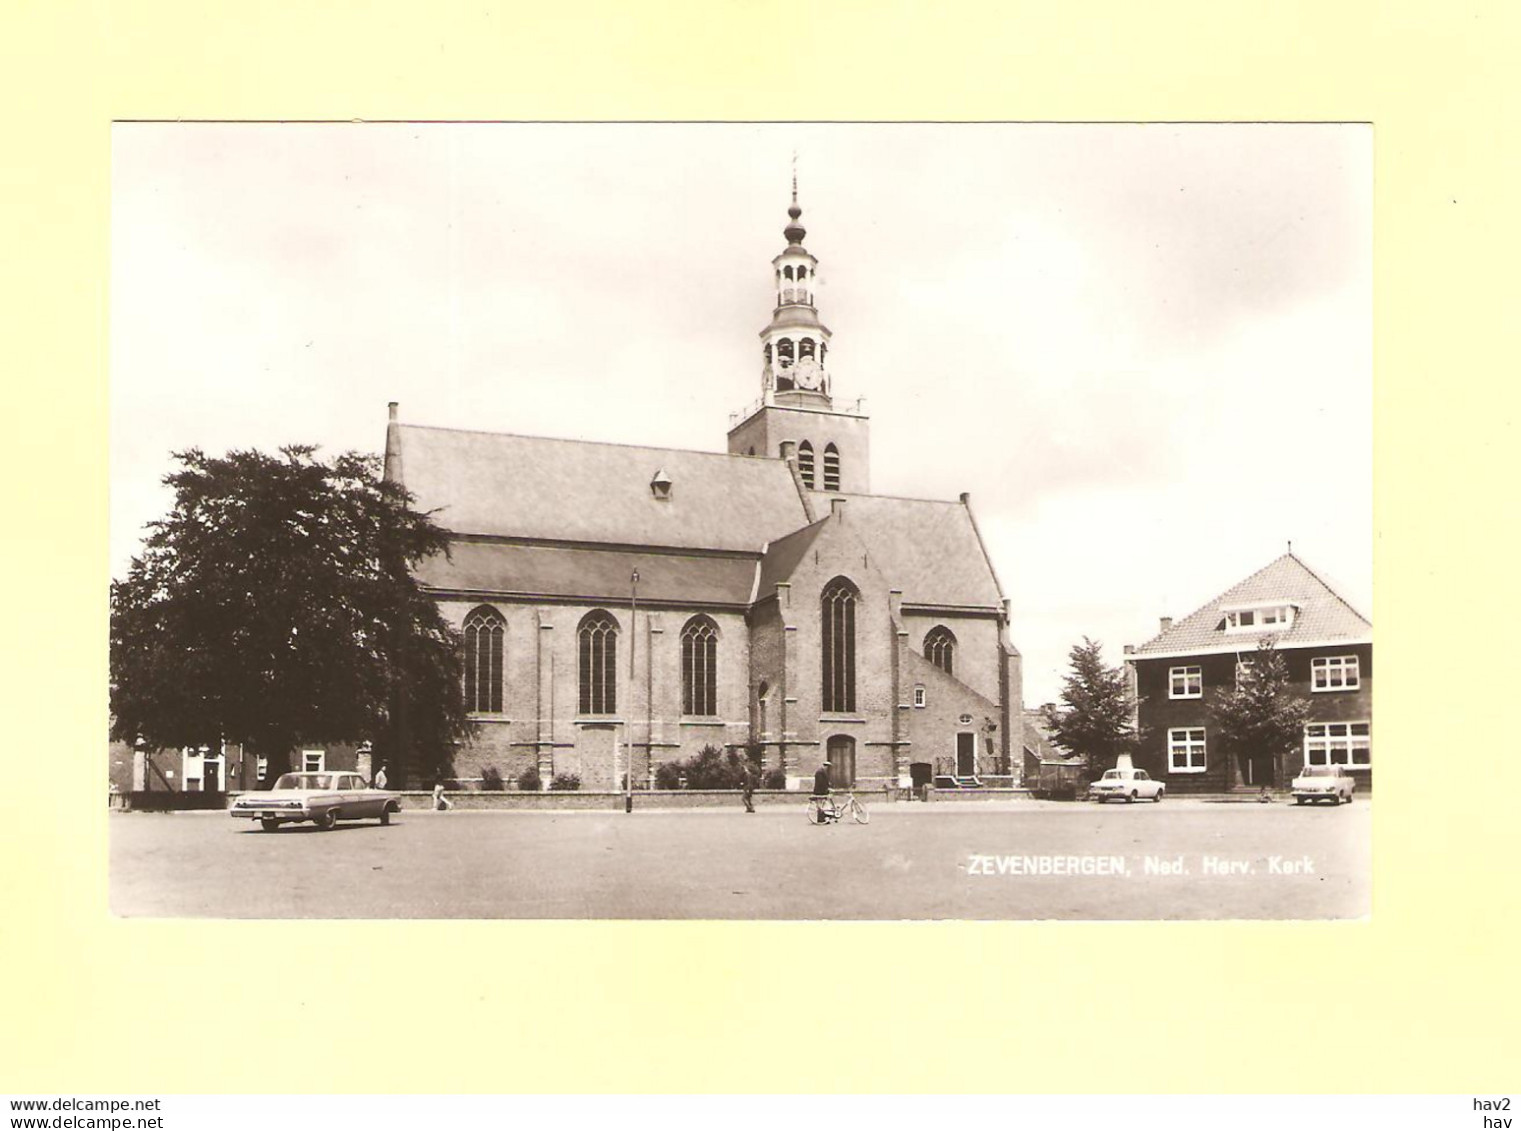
left=415, top=540, right=759, bottom=607
left=391, top=424, right=811, bottom=552
left=831, top=493, right=1004, bottom=610
left=1131, top=552, right=1371, bottom=659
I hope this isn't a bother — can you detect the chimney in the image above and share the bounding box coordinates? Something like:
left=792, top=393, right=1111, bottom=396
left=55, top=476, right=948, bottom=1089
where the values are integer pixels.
left=888, top=588, right=903, bottom=619
left=779, top=440, right=797, bottom=464
left=1123, top=644, right=1135, bottom=655
left=1160, top=616, right=1173, bottom=632
left=388, top=401, right=398, bottom=422
left=830, top=497, right=846, bottom=521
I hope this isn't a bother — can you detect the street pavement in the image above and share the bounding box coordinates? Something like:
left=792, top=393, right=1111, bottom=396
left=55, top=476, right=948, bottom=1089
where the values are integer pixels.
left=109, top=797, right=1370, bottom=919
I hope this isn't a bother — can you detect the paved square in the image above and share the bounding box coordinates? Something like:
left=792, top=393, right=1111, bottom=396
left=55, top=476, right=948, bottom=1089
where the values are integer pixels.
left=110, top=797, right=1370, bottom=919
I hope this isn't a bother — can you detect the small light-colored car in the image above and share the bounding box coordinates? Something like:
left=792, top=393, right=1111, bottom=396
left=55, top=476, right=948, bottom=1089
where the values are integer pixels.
left=230, top=771, right=400, bottom=831
left=1089, top=766, right=1165, bottom=803
left=1291, top=764, right=1356, bottom=805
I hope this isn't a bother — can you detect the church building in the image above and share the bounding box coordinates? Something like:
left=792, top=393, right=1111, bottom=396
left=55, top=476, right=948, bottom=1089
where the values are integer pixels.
left=383, top=188, right=1024, bottom=791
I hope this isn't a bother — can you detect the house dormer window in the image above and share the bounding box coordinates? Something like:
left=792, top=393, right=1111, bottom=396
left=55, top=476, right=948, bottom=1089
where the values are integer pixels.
left=650, top=469, right=673, bottom=500
left=1223, top=602, right=1295, bottom=634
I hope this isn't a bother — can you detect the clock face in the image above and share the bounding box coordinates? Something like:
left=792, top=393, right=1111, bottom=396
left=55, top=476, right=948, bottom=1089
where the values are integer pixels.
left=794, top=357, right=822, bottom=389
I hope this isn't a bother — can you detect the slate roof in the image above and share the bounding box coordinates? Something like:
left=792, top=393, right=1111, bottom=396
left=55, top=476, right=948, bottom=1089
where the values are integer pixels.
left=415, top=540, right=759, bottom=607
left=829, top=493, right=1004, bottom=610
left=756, top=517, right=829, bottom=596
left=1131, top=553, right=1371, bottom=659
left=391, top=424, right=811, bottom=553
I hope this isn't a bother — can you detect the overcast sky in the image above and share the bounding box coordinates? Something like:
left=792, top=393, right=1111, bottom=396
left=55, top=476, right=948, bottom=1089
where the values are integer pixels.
left=111, top=122, right=1371, bottom=707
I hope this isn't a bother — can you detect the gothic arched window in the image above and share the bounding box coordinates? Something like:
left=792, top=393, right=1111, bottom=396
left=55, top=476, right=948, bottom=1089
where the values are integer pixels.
left=578, top=611, right=619, bottom=716
left=797, top=441, right=815, bottom=489
left=681, top=616, right=719, bottom=717
left=823, top=443, right=840, bottom=491
left=463, top=605, right=505, bottom=714
left=925, top=626, right=956, bottom=677
left=822, top=577, right=858, bottom=713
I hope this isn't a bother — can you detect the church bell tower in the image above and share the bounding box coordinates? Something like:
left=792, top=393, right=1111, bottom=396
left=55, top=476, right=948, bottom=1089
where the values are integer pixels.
left=727, top=178, right=871, bottom=494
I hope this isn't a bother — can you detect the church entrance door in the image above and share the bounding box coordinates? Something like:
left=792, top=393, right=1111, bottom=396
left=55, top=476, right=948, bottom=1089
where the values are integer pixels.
left=827, top=735, right=855, bottom=788
left=956, top=732, right=976, bottom=777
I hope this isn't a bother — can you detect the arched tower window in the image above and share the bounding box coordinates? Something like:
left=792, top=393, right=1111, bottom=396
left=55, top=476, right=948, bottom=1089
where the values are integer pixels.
left=777, top=338, right=794, bottom=367
left=799, top=337, right=816, bottom=359
left=823, top=443, right=840, bottom=491
left=784, top=265, right=794, bottom=281
left=925, top=626, right=956, bottom=677
left=681, top=616, right=719, bottom=717
left=462, top=606, right=505, bottom=714
left=578, top=611, right=619, bottom=716
left=822, top=578, right=858, bottom=713
left=797, top=441, right=815, bottom=489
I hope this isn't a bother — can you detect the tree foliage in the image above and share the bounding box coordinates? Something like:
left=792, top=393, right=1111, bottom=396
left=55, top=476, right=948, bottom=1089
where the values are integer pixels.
left=1208, top=640, right=1310, bottom=786
left=109, top=446, right=470, bottom=783
left=1042, top=636, right=1141, bottom=772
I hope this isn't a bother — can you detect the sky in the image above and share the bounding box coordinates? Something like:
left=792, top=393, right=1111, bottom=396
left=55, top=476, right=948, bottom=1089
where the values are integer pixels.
left=111, top=122, right=1371, bottom=708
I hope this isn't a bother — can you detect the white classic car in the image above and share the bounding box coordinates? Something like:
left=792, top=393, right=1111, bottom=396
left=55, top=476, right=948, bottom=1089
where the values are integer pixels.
left=1089, top=766, right=1165, bottom=803
left=1291, top=764, right=1356, bottom=805
left=230, top=772, right=400, bottom=831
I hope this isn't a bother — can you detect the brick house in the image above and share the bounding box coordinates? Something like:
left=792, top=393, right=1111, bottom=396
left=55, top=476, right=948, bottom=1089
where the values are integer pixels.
left=108, top=734, right=364, bottom=795
left=1125, top=552, right=1371, bottom=794
left=382, top=190, right=1023, bottom=791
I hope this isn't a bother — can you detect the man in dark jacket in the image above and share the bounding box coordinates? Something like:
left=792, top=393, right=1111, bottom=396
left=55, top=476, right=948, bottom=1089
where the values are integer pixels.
left=812, top=760, right=832, bottom=798
left=809, top=759, right=834, bottom=822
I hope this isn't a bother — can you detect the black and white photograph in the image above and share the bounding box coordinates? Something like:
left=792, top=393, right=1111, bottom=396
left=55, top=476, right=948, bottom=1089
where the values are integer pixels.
left=108, top=122, right=1371, bottom=920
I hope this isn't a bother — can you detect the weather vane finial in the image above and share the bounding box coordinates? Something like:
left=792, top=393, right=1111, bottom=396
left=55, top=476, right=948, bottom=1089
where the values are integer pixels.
left=791, top=149, right=798, bottom=206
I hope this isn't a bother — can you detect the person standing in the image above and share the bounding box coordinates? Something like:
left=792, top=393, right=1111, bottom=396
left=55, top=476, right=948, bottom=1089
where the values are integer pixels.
left=811, top=759, right=832, bottom=822
left=373, top=765, right=388, bottom=790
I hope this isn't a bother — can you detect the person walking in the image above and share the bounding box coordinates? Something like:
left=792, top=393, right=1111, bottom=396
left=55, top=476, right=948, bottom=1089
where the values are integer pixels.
left=740, top=760, right=756, bottom=814
left=373, top=765, right=388, bottom=790
left=432, top=781, right=453, bottom=811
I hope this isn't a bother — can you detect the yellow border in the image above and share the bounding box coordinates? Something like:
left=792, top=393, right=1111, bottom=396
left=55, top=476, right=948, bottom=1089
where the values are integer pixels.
left=3, top=0, right=1518, bottom=1094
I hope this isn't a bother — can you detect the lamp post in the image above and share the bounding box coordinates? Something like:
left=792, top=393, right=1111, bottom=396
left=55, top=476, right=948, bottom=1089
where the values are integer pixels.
left=627, top=569, right=638, bottom=814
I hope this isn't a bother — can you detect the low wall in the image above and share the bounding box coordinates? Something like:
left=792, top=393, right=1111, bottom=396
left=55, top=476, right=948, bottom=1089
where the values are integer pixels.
left=117, top=790, right=229, bottom=811
left=924, top=788, right=1029, bottom=803
left=390, top=789, right=836, bottom=810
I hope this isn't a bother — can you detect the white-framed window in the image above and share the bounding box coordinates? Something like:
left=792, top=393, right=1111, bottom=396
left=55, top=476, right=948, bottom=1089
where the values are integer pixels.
left=1304, top=722, right=1371, bottom=768
left=1169, top=665, right=1202, bottom=699
left=1312, top=655, right=1361, bottom=692
left=913, top=685, right=926, bottom=708
left=302, top=749, right=325, bottom=772
left=1225, top=604, right=1295, bottom=633
left=1168, top=727, right=1207, bottom=773
left=256, top=756, right=268, bottom=783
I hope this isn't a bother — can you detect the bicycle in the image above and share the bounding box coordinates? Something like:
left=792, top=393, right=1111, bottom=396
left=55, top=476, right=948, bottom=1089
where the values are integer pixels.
left=806, top=793, right=870, bottom=825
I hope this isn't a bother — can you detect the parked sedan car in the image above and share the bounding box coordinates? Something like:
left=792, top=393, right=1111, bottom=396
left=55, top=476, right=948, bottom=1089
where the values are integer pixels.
left=1089, top=767, right=1165, bottom=803
left=230, top=772, right=400, bottom=831
left=1291, top=764, right=1356, bottom=805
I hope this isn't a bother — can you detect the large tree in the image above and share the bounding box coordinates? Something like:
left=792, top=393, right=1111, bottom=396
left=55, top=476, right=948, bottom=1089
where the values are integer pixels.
left=1042, top=636, right=1142, bottom=773
left=110, top=446, right=470, bottom=784
left=1209, top=640, right=1310, bottom=788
